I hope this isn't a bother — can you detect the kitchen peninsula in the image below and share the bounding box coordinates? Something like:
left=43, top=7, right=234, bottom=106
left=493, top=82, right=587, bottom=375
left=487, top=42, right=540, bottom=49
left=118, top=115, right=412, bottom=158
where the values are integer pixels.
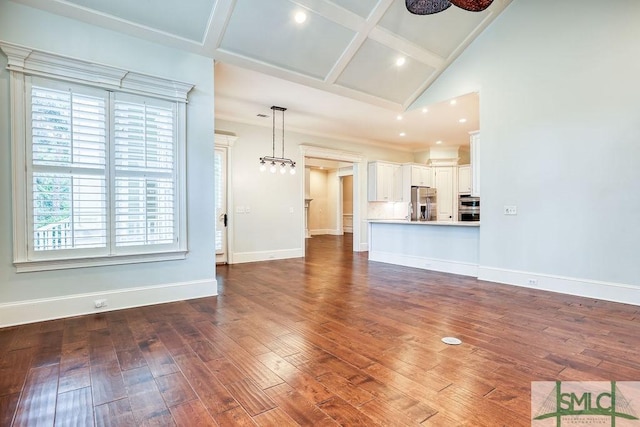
left=368, top=219, right=480, bottom=277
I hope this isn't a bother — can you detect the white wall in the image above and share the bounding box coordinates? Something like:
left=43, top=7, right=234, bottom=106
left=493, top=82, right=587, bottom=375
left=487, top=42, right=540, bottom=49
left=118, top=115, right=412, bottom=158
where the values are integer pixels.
left=0, top=2, right=217, bottom=325
left=216, top=118, right=413, bottom=260
left=413, top=0, right=640, bottom=301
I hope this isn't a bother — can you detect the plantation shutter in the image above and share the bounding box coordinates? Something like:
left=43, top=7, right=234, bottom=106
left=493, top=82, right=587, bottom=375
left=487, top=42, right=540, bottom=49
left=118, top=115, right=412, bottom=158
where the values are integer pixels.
left=30, top=84, right=107, bottom=251
left=114, top=95, right=177, bottom=247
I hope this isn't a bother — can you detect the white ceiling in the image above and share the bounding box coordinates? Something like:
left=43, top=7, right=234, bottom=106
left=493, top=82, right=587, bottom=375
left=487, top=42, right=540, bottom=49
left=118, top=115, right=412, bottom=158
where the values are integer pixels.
left=12, top=0, right=512, bottom=150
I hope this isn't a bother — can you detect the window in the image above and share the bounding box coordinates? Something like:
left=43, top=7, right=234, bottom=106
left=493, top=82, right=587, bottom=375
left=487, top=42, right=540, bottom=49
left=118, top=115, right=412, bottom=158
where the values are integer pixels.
left=1, top=41, right=193, bottom=271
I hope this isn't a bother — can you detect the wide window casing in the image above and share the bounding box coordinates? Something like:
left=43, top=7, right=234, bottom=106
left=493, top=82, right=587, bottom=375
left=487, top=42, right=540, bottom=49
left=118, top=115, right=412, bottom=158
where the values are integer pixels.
left=1, top=41, right=194, bottom=272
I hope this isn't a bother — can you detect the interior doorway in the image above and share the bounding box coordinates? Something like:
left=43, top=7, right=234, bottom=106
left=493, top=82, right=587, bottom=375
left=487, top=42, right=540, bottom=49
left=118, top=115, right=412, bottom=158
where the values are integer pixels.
left=305, top=160, right=353, bottom=240
left=340, top=174, right=354, bottom=234
left=299, top=144, right=364, bottom=257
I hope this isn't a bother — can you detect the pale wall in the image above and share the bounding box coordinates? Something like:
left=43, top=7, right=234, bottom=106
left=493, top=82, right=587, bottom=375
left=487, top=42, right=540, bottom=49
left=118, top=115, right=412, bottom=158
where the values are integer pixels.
left=0, top=2, right=217, bottom=324
left=343, top=175, right=354, bottom=214
left=413, top=0, right=640, bottom=299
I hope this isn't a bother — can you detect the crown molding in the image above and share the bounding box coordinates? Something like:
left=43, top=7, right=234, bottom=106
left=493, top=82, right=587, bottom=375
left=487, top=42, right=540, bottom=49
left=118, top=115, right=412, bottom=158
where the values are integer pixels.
left=0, top=40, right=194, bottom=102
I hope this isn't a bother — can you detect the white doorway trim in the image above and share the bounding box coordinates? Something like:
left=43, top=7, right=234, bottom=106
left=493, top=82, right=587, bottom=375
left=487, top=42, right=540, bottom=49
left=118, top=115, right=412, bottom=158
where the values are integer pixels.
left=299, top=145, right=365, bottom=256
left=215, top=132, right=237, bottom=264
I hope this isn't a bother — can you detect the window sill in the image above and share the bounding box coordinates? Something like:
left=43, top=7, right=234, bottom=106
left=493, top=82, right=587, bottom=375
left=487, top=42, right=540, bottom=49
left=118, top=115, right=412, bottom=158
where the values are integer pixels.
left=14, top=250, right=188, bottom=273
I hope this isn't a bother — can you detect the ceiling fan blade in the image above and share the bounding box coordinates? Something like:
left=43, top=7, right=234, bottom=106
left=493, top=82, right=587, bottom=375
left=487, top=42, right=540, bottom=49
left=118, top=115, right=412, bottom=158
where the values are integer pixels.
left=450, top=0, right=494, bottom=12
left=406, top=0, right=452, bottom=15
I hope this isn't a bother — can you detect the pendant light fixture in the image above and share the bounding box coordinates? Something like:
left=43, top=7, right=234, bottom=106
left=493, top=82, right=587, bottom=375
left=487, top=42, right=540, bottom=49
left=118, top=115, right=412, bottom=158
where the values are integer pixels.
left=406, top=0, right=493, bottom=15
left=259, top=106, right=296, bottom=175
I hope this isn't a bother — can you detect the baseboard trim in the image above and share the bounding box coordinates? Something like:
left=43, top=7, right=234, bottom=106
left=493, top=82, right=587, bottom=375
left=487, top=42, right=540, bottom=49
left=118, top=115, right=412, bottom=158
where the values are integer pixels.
left=343, top=226, right=353, bottom=233
left=358, top=243, right=369, bottom=252
left=0, top=279, right=218, bottom=327
left=369, top=251, right=478, bottom=277
left=232, top=248, right=303, bottom=264
left=478, top=266, right=640, bottom=306
left=310, top=229, right=342, bottom=236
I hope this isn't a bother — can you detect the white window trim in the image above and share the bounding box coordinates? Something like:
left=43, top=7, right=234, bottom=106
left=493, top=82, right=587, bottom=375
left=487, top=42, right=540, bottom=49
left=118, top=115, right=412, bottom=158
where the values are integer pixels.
left=0, top=41, right=194, bottom=272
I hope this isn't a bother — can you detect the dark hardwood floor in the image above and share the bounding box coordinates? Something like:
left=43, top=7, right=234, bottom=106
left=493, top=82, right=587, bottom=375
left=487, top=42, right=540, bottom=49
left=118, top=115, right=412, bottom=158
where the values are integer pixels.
left=1, top=234, right=639, bottom=426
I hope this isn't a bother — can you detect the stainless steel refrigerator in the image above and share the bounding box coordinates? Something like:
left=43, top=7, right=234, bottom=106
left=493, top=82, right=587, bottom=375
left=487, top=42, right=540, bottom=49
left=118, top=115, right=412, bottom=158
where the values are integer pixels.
left=410, top=186, right=437, bottom=221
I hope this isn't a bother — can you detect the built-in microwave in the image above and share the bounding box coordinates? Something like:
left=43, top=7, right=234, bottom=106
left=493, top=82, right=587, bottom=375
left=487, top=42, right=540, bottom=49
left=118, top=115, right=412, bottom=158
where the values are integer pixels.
left=458, top=196, right=480, bottom=221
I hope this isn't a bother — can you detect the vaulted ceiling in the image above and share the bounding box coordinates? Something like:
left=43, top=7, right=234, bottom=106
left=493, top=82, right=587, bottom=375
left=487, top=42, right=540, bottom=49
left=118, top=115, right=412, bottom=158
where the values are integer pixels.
left=12, top=0, right=512, bottom=149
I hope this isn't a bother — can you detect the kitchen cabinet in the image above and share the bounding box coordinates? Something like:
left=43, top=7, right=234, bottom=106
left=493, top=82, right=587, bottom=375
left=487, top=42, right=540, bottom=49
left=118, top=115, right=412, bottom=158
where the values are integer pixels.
left=470, top=131, right=480, bottom=197
left=458, top=165, right=471, bottom=194
left=368, top=161, right=402, bottom=202
left=412, top=165, right=432, bottom=187
left=403, top=164, right=432, bottom=187
left=433, top=166, right=455, bottom=221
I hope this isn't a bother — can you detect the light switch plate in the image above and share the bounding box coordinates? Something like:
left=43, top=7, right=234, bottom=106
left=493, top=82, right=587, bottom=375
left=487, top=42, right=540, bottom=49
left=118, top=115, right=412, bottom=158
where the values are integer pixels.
left=504, top=205, right=517, bottom=215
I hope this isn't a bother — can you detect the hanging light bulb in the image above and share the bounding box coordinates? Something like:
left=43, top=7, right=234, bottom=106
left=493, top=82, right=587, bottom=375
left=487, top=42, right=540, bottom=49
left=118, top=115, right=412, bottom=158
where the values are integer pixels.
left=258, top=106, right=296, bottom=177
left=290, top=165, right=296, bottom=175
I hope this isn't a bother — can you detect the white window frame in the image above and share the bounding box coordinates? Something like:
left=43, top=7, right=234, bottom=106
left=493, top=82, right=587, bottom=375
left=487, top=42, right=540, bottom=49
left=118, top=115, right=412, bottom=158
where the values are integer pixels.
left=0, top=41, right=194, bottom=272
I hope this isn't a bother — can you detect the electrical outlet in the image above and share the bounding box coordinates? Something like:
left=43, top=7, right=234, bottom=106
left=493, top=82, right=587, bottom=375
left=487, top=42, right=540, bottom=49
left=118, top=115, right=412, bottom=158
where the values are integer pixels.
left=94, top=299, right=108, bottom=308
left=235, top=206, right=245, bottom=214
left=527, top=279, right=538, bottom=286
left=245, top=206, right=251, bottom=214
left=504, top=205, right=517, bottom=215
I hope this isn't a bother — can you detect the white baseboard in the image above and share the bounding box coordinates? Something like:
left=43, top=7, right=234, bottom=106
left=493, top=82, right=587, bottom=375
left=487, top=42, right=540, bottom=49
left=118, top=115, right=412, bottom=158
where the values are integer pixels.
left=0, top=279, right=218, bottom=327
left=232, top=248, right=303, bottom=264
left=310, top=229, right=342, bottom=236
left=478, top=266, right=640, bottom=306
left=369, top=251, right=478, bottom=277
left=358, top=243, right=369, bottom=252
left=343, top=226, right=353, bottom=233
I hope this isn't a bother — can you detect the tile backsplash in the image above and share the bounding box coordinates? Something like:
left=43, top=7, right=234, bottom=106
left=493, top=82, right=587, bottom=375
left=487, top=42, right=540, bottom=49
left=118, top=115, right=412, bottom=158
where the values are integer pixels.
left=367, top=202, right=409, bottom=220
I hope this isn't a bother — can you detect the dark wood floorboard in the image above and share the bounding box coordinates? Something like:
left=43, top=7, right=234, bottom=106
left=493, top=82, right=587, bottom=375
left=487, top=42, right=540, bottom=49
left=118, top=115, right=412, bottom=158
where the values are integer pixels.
left=2, top=234, right=640, bottom=426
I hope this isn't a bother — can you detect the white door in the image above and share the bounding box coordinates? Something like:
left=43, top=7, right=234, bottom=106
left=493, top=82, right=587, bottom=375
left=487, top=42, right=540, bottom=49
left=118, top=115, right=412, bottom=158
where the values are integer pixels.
left=434, top=167, right=454, bottom=221
left=215, top=147, right=228, bottom=263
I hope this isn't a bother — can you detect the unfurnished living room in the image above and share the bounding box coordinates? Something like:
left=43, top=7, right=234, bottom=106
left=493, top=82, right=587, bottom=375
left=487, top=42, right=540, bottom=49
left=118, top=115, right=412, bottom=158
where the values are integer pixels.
left=1, top=0, right=639, bottom=426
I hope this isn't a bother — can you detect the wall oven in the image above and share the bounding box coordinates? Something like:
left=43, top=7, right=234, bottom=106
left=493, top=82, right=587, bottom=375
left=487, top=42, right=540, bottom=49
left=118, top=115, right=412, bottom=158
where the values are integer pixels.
left=458, top=195, right=480, bottom=221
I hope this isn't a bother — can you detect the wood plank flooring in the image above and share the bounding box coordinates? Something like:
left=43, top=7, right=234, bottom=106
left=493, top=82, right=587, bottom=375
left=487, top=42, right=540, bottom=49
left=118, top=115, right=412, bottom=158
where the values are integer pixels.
left=1, top=234, right=640, bottom=426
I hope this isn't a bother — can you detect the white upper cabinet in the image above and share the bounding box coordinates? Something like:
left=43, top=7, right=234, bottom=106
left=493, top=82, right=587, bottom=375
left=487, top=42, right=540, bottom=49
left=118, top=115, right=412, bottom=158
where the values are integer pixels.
left=458, top=165, right=471, bottom=194
left=368, top=161, right=403, bottom=202
left=409, top=165, right=432, bottom=187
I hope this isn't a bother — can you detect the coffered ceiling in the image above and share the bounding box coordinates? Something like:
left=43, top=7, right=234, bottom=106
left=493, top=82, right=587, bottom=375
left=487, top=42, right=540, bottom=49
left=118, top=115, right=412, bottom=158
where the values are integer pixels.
left=11, top=0, right=512, bottom=149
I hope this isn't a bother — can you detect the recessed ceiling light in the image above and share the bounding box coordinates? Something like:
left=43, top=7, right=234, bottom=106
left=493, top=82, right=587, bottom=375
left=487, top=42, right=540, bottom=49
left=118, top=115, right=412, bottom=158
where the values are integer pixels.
left=399, top=132, right=406, bottom=137
left=436, top=140, right=443, bottom=144
left=459, top=118, right=467, bottom=123
left=450, top=99, right=457, bottom=105
left=396, top=115, right=403, bottom=121
left=396, top=57, right=406, bottom=67
left=294, top=11, right=307, bottom=24
left=422, top=108, right=428, bottom=113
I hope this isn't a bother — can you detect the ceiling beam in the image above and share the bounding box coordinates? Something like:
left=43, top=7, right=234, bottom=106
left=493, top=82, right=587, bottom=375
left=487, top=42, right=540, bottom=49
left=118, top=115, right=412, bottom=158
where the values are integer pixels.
left=202, top=0, right=237, bottom=54
left=323, top=0, right=395, bottom=85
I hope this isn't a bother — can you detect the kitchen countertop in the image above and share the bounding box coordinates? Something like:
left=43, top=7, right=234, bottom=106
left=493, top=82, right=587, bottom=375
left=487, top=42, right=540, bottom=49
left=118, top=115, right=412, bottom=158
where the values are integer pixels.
left=368, top=219, right=480, bottom=227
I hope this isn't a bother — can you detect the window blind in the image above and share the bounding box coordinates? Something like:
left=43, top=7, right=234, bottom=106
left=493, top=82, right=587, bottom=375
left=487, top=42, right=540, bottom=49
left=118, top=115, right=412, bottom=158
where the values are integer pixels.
left=114, top=99, right=176, bottom=247
left=31, top=86, right=107, bottom=251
